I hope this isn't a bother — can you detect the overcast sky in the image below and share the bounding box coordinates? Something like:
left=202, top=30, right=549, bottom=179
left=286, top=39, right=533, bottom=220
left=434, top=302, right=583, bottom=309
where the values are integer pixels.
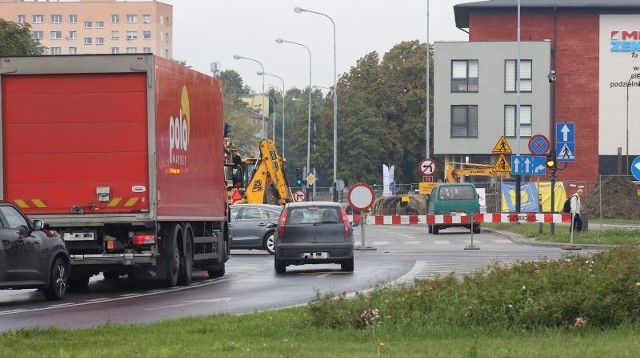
left=165, top=0, right=476, bottom=92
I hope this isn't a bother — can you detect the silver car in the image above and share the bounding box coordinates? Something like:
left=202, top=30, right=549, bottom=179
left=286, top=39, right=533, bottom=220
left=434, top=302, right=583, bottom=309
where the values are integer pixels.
left=230, top=204, right=283, bottom=254
left=274, top=201, right=354, bottom=274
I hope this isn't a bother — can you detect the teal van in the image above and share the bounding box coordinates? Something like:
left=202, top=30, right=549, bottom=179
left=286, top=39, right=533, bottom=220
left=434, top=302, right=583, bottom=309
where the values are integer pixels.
left=427, top=183, right=481, bottom=234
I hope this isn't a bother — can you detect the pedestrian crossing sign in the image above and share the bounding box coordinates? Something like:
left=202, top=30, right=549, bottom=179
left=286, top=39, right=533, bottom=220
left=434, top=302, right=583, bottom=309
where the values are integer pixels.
left=493, top=154, right=511, bottom=172
left=492, top=136, right=512, bottom=154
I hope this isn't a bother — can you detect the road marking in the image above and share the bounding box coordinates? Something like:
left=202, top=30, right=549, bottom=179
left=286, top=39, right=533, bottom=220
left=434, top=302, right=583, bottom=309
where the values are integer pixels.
left=146, top=297, right=231, bottom=311
left=434, top=240, right=450, bottom=245
left=494, top=239, right=513, bottom=244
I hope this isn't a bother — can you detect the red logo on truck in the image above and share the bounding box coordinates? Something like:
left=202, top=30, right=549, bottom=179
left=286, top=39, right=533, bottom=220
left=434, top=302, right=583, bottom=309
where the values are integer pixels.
left=169, top=86, right=191, bottom=172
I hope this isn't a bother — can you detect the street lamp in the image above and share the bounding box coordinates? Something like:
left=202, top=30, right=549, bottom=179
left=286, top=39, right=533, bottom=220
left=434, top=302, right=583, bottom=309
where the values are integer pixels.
left=258, top=71, right=286, bottom=158
left=294, top=7, right=338, bottom=195
left=275, top=38, right=312, bottom=182
left=233, top=54, right=266, bottom=138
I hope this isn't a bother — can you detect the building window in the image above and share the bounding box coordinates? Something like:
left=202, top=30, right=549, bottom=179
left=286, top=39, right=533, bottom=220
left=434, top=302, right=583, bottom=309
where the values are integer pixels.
left=96, top=21, right=105, bottom=29
left=111, top=47, right=120, bottom=54
left=96, top=37, right=105, bottom=45
left=126, top=47, right=137, bottom=54
left=504, top=105, right=532, bottom=138
left=126, top=15, right=138, bottom=24
left=84, top=37, right=92, bottom=45
left=143, top=47, right=152, bottom=53
left=69, top=14, right=77, bottom=24
left=126, top=31, right=138, bottom=40
left=17, top=15, right=26, bottom=24
left=33, top=15, right=44, bottom=24
left=111, top=31, right=120, bottom=40
left=84, top=21, right=92, bottom=29
left=143, top=31, right=151, bottom=40
left=143, top=15, right=152, bottom=24
left=451, top=60, right=479, bottom=93
left=505, top=59, right=532, bottom=92
left=51, top=15, right=62, bottom=24
left=69, top=47, right=77, bottom=55
left=50, top=47, right=62, bottom=55
left=451, top=105, right=479, bottom=138
left=50, top=31, right=62, bottom=40
left=68, top=31, right=77, bottom=40
left=111, top=14, right=119, bottom=24
left=32, top=31, right=43, bottom=40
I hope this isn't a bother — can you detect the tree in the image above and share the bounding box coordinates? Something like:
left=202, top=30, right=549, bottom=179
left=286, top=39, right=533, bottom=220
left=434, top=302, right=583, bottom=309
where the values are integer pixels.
left=0, top=19, right=46, bottom=55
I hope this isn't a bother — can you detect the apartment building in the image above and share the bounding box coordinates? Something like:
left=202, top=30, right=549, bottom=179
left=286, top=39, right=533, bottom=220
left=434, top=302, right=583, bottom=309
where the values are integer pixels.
left=0, top=0, right=172, bottom=58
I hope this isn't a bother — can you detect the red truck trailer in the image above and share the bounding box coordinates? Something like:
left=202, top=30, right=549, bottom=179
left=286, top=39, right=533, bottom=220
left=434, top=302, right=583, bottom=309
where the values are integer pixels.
left=0, top=54, right=229, bottom=288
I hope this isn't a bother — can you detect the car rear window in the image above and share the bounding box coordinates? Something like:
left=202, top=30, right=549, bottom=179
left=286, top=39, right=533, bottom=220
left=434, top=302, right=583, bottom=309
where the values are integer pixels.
left=288, top=206, right=341, bottom=224
left=438, top=186, right=475, bottom=200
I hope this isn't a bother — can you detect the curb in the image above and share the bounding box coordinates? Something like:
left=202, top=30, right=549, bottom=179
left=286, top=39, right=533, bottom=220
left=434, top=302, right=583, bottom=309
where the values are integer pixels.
left=485, top=228, right=613, bottom=251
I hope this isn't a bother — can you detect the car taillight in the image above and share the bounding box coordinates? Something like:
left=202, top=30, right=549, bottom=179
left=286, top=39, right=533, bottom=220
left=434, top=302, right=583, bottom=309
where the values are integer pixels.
left=277, top=209, right=288, bottom=238
left=132, top=234, right=156, bottom=246
left=340, top=208, right=351, bottom=239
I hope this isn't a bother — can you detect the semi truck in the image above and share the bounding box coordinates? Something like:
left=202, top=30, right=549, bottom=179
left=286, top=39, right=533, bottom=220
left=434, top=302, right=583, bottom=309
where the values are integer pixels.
left=0, top=54, right=230, bottom=289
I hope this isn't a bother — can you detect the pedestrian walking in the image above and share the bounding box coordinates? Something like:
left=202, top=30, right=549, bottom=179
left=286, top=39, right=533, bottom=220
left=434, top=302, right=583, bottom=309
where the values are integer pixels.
left=570, top=188, right=583, bottom=232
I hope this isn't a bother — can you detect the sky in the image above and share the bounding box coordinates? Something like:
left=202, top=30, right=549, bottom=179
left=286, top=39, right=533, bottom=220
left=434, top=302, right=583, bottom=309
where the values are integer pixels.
left=165, top=0, right=476, bottom=93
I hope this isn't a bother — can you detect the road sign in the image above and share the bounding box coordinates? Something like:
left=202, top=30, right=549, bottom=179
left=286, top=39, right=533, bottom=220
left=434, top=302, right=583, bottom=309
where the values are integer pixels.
left=510, top=155, right=547, bottom=176
left=306, top=173, right=316, bottom=186
left=556, top=122, right=576, bottom=162
left=492, top=136, right=512, bottom=154
left=528, top=134, right=550, bottom=155
left=348, top=183, right=375, bottom=211
left=493, top=154, right=511, bottom=172
left=292, top=190, right=306, bottom=202
left=632, top=156, right=640, bottom=181
left=419, top=182, right=436, bottom=195
left=419, top=158, right=437, bottom=176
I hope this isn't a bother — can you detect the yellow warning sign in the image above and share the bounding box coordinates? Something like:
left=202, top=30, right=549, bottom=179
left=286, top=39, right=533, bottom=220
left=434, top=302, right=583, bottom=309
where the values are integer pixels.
left=419, top=182, right=437, bottom=195
left=492, top=136, right=512, bottom=154
left=493, top=154, right=511, bottom=172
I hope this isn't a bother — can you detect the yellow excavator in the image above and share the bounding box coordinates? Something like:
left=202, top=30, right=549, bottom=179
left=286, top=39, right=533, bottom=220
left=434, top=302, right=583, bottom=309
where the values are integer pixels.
left=445, top=162, right=511, bottom=183
left=225, top=138, right=292, bottom=205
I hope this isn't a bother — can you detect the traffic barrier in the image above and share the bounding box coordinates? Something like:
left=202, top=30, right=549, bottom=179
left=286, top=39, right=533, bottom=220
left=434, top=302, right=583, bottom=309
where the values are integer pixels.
left=348, top=213, right=572, bottom=225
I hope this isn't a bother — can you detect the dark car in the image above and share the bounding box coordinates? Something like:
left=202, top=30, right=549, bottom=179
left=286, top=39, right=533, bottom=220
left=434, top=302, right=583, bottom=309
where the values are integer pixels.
left=274, top=201, right=354, bottom=274
left=230, top=203, right=283, bottom=255
left=0, top=201, right=70, bottom=300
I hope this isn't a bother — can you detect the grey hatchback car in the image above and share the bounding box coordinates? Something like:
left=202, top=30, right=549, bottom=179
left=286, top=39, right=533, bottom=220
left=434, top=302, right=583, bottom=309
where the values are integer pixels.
left=230, top=204, right=283, bottom=254
left=274, top=201, right=354, bottom=274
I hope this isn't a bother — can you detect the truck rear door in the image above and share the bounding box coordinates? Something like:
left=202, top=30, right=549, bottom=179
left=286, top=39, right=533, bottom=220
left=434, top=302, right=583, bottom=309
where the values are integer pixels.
left=2, top=73, right=150, bottom=215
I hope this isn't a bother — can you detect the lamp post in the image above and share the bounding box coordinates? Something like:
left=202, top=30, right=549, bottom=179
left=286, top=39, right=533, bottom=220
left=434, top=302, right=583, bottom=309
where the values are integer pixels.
left=258, top=71, right=286, bottom=158
left=294, top=7, right=338, bottom=196
left=233, top=54, right=266, bottom=138
left=276, top=38, right=312, bottom=184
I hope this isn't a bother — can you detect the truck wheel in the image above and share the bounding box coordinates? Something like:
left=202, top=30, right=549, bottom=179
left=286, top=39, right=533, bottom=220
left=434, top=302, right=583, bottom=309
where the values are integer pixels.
left=43, top=258, right=69, bottom=300
left=103, top=271, right=119, bottom=280
left=274, top=258, right=286, bottom=274
left=433, top=225, right=440, bottom=235
left=68, top=274, right=90, bottom=290
left=428, top=225, right=433, bottom=234
left=178, top=235, right=193, bottom=286
left=264, top=232, right=276, bottom=255
left=161, top=224, right=181, bottom=287
left=207, top=261, right=225, bottom=278
left=473, top=225, right=481, bottom=234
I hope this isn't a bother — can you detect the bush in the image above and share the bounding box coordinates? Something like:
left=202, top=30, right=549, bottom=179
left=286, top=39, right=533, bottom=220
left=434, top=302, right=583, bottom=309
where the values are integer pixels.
left=307, top=244, right=640, bottom=330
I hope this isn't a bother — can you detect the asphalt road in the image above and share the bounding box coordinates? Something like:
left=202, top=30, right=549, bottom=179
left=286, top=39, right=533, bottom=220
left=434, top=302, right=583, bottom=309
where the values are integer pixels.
left=0, top=225, right=598, bottom=332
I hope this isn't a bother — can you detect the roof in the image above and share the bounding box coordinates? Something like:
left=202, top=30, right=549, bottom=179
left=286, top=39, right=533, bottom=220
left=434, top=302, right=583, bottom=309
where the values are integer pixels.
left=455, top=0, right=640, bottom=28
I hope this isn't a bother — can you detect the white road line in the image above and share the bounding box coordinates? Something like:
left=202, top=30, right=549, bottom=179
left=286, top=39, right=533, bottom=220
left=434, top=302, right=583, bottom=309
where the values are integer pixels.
left=434, top=240, right=450, bottom=245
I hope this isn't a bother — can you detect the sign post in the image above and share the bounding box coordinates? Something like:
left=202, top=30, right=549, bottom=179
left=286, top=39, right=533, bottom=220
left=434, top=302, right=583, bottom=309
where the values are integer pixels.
left=348, top=183, right=376, bottom=251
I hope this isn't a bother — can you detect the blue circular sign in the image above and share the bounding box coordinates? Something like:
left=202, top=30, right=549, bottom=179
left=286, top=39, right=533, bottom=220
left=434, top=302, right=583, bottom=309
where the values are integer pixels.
left=632, top=156, right=640, bottom=181
left=528, top=134, right=550, bottom=155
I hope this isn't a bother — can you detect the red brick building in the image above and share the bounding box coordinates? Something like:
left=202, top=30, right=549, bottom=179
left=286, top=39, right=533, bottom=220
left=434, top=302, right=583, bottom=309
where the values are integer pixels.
left=454, top=0, right=640, bottom=191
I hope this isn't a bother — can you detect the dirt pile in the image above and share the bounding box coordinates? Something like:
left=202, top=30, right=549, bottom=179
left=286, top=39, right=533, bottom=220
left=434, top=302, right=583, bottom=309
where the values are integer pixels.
left=581, top=176, right=640, bottom=220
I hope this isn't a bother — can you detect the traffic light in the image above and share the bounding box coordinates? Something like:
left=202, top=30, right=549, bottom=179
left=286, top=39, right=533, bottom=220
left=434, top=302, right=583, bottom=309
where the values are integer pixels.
left=546, top=150, right=557, bottom=170
left=295, top=167, right=303, bottom=185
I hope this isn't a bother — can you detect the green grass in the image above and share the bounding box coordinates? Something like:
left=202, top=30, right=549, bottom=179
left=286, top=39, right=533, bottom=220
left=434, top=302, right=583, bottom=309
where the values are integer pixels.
left=484, top=221, right=640, bottom=245
left=3, top=228, right=640, bottom=357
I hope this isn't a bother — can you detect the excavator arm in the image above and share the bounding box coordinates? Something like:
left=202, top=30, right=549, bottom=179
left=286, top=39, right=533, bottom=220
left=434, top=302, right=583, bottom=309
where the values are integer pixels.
left=243, top=139, right=291, bottom=205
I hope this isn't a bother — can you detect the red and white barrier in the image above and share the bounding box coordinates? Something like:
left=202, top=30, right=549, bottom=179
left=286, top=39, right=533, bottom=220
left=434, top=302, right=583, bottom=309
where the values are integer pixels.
left=347, top=213, right=572, bottom=225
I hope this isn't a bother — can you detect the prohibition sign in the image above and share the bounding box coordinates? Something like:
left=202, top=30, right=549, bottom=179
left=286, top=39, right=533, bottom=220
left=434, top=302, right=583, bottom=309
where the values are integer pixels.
left=419, top=158, right=437, bottom=176
left=348, top=183, right=375, bottom=211
left=528, top=134, right=550, bottom=155
left=292, top=190, right=306, bottom=202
